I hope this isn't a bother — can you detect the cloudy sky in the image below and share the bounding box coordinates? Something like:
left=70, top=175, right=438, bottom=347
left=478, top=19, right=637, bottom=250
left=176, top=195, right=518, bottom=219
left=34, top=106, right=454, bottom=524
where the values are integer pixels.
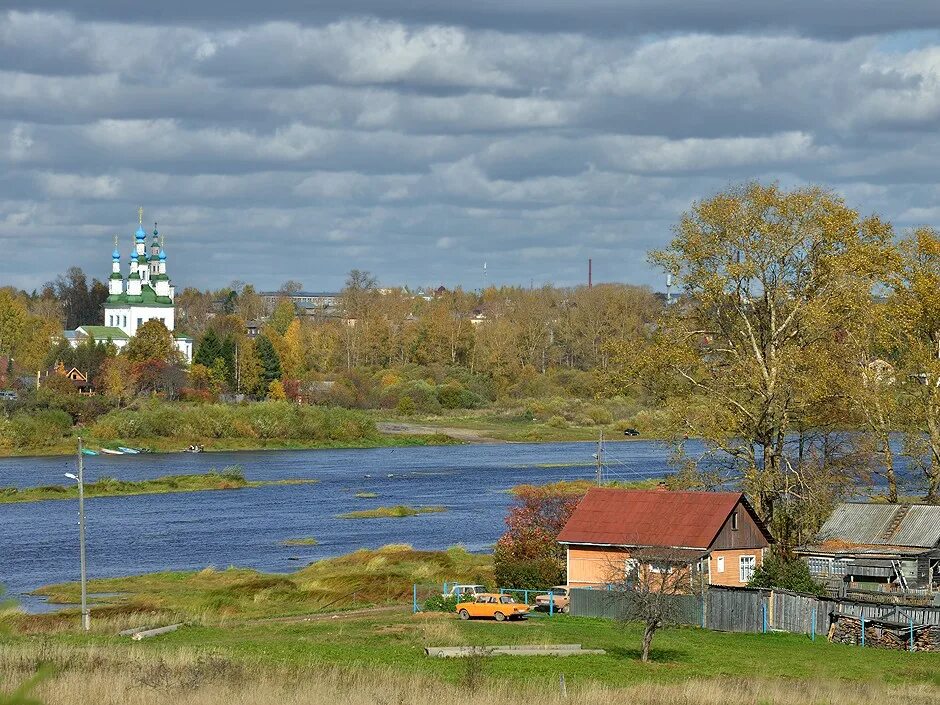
left=3, top=2, right=940, bottom=292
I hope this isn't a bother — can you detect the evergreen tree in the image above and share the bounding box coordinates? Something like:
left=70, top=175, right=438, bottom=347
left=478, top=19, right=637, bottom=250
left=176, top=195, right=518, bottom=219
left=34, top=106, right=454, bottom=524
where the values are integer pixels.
left=219, top=334, right=237, bottom=389
left=194, top=329, right=222, bottom=368
left=255, top=334, right=282, bottom=390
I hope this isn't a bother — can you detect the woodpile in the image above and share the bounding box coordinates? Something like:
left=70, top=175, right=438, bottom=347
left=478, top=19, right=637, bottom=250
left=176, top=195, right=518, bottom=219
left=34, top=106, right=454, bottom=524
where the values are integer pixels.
left=828, top=613, right=940, bottom=652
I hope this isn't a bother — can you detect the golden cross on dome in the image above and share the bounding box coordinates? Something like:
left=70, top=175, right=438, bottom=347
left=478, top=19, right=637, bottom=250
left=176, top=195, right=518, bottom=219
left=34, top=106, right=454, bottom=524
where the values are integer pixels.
left=113, top=235, right=118, bottom=248
left=138, top=206, right=144, bottom=225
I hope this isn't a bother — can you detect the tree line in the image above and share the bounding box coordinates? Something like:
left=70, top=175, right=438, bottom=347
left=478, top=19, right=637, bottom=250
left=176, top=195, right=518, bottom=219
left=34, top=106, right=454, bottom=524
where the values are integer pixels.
left=5, top=182, right=940, bottom=531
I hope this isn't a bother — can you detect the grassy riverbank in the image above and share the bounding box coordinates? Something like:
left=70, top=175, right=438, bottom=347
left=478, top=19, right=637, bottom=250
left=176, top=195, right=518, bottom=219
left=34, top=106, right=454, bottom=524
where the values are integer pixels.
left=28, top=545, right=492, bottom=620
left=4, top=546, right=940, bottom=704
left=0, top=399, right=659, bottom=458
left=0, top=467, right=319, bottom=504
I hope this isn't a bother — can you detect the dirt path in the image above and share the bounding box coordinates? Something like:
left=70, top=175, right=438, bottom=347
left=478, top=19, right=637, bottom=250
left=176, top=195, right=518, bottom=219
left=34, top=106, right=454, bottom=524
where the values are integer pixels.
left=376, top=422, right=504, bottom=444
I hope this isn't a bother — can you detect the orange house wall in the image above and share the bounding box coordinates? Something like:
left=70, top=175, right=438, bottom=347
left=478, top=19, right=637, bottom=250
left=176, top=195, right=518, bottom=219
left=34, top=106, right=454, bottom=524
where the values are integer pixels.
left=707, top=548, right=765, bottom=587
left=567, top=545, right=628, bottom=587
left=566, top=545, right=765, bottom=588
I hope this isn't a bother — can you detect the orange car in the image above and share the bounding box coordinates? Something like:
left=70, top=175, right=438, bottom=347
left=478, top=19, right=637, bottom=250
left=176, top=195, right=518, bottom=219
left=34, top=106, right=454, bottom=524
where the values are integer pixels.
left=456, top=593, right=530, bottom=622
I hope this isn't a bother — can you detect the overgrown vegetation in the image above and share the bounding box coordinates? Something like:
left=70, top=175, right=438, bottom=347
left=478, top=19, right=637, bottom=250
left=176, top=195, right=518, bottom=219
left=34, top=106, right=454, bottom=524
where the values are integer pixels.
left=28, top=545, right=492, bottom=622
left=338, top=505, right=446, bottom=519
left=0, top=467, right=318, bottom=504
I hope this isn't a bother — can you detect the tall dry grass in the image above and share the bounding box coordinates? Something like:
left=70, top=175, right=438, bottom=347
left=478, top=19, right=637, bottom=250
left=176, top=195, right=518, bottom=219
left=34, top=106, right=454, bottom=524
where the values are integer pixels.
left=1, top=642, right=938, bottom=705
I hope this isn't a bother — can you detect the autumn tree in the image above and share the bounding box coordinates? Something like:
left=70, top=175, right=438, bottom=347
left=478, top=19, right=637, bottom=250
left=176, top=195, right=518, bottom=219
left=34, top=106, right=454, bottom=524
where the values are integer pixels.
left=493, top=481, right=589, bottom=588
left=124, top=320, right=180, bottom=364
left=46, top=267, right=107, bottom=329
left=889, top=227, right=940, bottom=502
left=618, top=183, right=895, bottom=537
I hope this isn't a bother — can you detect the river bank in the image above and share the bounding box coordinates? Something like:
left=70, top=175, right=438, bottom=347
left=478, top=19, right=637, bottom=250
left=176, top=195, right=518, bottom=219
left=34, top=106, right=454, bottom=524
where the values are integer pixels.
left=0, top=416, right=644, bottom=460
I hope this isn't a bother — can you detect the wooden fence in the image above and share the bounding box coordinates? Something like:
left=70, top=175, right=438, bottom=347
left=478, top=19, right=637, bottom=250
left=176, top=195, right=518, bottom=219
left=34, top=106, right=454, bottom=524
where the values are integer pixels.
left=570, top=586, right=940, bottom=639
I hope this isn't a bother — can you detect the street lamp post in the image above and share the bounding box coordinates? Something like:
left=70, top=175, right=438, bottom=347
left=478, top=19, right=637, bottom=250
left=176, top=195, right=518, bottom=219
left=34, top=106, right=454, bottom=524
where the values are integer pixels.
left=65, top=437, right=89, bottom=631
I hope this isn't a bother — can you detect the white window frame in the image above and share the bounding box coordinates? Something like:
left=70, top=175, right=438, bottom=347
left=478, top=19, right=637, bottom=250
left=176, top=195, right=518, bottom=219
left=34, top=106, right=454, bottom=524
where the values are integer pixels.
left=717, top=556, right=725, bottom=573
left=739, top=555, right=756, bottom=583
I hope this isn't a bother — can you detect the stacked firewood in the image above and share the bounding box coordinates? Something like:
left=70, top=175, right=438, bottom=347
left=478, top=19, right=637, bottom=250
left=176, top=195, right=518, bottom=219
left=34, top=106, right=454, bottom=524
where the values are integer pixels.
left=828, top=615, right=940, bottom=651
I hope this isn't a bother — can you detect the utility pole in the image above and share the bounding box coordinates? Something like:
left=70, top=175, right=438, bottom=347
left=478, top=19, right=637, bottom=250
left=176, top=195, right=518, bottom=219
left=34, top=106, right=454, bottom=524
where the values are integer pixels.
left=71, top=437, right=90, bottom=631
left=595, top=430, right=604, bottom=484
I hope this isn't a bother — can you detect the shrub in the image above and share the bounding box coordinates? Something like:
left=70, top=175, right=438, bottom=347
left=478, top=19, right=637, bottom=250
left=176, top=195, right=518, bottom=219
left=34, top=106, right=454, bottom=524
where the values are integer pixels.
left=546, top=415, right=567, bottom=429
left=422, top=593, right=474, bottom=612
left=396, top=396, right=416, bottom=415
left=584, top=404, right=613, bottom=425
left=437, top=382, right=483, bottom=410
left=748, top=553, right=826, bottom=595
left=493, top=555, right=564, bottom=590
left=7, top=409, right=72, bottom=448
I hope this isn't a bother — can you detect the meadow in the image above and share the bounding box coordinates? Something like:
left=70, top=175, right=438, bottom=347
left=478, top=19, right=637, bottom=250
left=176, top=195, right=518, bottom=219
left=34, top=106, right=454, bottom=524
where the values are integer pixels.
left=3, top=546, right=940, bottom=704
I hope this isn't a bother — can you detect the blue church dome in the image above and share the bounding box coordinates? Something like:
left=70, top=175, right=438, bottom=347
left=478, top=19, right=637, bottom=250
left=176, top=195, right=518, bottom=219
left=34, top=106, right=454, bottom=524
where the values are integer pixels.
left=112, top=248, right=121, bottom=260
left=136, top=227, right=147, bottom=241
left=158, top=249, right=167, bottom=261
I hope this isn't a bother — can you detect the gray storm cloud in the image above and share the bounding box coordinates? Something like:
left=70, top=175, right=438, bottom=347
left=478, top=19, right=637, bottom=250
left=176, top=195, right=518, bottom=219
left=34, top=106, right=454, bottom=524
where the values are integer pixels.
left=2, top=6, right=940, bottom=291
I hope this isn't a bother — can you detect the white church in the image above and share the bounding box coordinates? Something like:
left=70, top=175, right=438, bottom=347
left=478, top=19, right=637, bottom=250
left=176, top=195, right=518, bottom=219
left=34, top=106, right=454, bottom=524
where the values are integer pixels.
left=65, top=210, right=193, bottom=362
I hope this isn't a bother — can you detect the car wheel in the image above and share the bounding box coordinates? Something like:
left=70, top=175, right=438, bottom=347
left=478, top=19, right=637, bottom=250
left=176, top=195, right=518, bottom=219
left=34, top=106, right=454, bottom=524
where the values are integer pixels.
left=459, top=609, right=470, bottom=620
left=494, top=611, right=506, bottom=622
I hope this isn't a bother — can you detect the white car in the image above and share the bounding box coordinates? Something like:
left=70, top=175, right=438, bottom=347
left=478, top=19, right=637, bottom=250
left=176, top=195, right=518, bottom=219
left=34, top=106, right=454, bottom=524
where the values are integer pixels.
left=444, top=584, right=488, bottom=598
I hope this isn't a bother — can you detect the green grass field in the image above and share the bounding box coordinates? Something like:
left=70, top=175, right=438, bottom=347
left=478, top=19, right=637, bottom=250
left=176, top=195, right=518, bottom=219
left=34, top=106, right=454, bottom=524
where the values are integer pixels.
left=3, top=546, right=940, bottom=704
left=3, top=610, right=940, bottom=690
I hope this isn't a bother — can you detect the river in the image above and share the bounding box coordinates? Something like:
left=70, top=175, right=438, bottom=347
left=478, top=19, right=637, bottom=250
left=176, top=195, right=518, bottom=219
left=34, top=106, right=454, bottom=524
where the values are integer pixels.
left=0, top=439, right=687, bottom=612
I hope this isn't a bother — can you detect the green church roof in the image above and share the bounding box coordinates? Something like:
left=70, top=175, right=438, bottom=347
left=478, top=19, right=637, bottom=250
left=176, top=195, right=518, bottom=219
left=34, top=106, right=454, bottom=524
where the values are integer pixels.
left=105, top=284, right=174, bottom=308
left=77, top=326, right=129, bottom=341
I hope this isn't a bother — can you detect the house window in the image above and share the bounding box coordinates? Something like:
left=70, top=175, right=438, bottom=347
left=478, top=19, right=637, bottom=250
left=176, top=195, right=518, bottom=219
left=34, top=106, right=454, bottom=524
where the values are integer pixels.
left=731, top=511, right=739, bottom=531
left=717, top=556, right=725, bottom=573
left=739, top=555, right=756, bottom=583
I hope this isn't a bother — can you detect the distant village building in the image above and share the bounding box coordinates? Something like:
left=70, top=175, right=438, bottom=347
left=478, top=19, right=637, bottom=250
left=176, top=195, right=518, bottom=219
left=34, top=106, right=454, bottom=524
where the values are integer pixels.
left=260, top=291, right=341, bottom=315
left=558, top=488, right=772, bottom=588
left=64, top=210, right=192, bottom=362
left=41, top=361, right=93, bottom=395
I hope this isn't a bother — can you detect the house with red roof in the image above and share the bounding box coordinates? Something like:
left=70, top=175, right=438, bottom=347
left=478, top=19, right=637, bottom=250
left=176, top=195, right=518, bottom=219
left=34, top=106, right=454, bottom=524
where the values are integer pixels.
left=557, top=488, right=772, bottom=588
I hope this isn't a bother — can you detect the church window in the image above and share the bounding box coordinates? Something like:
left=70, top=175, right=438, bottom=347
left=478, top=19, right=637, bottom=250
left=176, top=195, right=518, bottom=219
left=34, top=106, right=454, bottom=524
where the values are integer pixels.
left=122, top=316, right=127, bottom=327
left=137, top=318, right=142, bottom=328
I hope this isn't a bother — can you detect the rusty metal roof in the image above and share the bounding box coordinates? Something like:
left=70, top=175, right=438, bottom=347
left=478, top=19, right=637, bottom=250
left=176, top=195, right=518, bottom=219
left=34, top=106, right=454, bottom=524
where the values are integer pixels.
left=816, top=503, right=940, bottom=549
left=556, top=488, right=745, bottom=549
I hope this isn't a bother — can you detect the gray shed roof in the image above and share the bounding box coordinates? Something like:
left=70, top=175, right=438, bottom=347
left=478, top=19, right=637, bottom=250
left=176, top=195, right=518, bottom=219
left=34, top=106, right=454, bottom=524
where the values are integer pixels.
left=816, top=503, right=940, bottom=549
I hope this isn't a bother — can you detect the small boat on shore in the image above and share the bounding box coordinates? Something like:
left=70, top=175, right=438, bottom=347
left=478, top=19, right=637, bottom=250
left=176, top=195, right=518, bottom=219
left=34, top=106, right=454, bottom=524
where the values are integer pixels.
left=80, top=448, right=99, bottom=456
left=183, top=444, right=204, bottom=453
left=118, top=447, right=141, bottom=454
left=99, top=448, right=123, bottom=455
